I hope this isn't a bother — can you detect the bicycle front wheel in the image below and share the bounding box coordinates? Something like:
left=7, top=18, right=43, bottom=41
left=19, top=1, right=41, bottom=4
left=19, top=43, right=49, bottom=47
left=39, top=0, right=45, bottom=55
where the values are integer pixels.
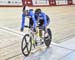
left=21, top=34, right=32, bottom=56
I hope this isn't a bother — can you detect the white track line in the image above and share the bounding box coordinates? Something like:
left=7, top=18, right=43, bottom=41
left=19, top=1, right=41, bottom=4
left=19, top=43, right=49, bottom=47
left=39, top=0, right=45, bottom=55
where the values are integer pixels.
left=0, top=26, right=75, bottom=60
left=51, top=42, right=75, bottom=51
left=0, top=26, right=58, bottom=46
left=0, top=26, right=74, bottom=51
left=0, top=26, right=25, bottom=36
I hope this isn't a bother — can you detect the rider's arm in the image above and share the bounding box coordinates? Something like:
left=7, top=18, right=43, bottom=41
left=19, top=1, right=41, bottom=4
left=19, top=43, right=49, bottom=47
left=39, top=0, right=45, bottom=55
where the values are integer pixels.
left=21, top=14, right=25, bottom=31
left=30, top=12, right=36, bottom=30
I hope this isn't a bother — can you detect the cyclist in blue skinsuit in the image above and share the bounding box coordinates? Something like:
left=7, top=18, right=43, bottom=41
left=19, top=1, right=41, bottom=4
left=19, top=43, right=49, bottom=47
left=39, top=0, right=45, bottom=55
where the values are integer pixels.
left=35, top=9, right=50, bottom=30
left=21, top=6, right=36, bottom=32
left=34, top=9, right=50, bottom=45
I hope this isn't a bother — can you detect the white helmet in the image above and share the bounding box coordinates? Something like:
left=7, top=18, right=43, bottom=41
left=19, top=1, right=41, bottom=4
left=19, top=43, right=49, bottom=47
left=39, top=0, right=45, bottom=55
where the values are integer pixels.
left=25, top=6, right=29, bottom=10
left=23, top=6, right=29, bottom=11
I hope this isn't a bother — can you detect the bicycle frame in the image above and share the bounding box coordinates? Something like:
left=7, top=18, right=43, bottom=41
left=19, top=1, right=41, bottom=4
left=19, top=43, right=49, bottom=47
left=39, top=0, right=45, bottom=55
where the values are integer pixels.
left=21, top=25, right=52, bottom=56
left=24, top=25, right=44, bottom=45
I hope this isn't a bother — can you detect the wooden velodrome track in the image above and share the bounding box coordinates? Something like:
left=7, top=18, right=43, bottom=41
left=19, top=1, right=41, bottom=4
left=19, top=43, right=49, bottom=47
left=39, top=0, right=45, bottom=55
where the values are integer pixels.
left=0, top=5, right=75, bottom=60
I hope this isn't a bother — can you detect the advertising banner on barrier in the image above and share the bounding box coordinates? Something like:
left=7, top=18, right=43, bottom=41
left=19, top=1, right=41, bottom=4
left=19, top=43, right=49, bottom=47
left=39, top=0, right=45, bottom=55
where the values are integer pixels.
left=0, top=0, right=74, bottom=7
left=56, top=0, right=67, bottom=5
left=0, top=0, right=22, bottom=5
left=32, top=0, right=49, bottom=5
left=22, top=0, right=74, bottom=7
left=67, top=0, right=73, bottom=5
left=73, top=0, right=75, bottom=4
left=49, top=0, right=56, bottom=6
left=22, top=0, right=32, bottom=6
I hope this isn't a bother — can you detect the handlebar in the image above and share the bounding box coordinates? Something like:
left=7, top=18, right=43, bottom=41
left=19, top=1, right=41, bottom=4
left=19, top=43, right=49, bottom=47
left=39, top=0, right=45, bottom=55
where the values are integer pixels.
left=24, top=25, right=45, bottom=30
left=24, top=25, right=31, bottom=28
left=24, top=25, right=39, bottom=28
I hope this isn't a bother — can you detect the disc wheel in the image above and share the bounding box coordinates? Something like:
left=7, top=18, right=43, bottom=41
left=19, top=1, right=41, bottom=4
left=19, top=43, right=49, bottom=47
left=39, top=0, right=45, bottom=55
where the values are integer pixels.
left=44, top=28, right=52, bottom=47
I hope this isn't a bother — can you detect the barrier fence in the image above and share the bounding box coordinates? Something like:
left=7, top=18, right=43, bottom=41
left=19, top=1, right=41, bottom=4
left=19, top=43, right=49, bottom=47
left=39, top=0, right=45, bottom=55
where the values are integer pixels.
left=0, top=0, right=75, bottom=7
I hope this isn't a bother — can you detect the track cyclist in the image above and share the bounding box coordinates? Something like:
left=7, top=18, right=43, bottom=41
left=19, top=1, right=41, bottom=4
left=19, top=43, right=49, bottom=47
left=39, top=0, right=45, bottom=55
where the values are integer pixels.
left=20, top=6, right=37, bottom=32
left=35, top=8, right=50, bottom=31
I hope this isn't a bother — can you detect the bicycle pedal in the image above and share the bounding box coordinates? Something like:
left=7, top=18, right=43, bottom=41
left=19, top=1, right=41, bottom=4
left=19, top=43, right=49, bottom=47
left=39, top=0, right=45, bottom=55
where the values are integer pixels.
left=39, top=41, right=43, bottom=45
left=35, top=41, right=38, bottom=46
left=41, top=41, right=44, bottom=44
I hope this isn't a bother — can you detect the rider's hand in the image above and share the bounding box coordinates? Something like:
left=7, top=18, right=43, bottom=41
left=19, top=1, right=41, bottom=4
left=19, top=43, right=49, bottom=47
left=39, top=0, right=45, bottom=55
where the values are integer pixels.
left=20, top=28, right=23, bottom=32
left=43, top=26, right=46, bottom=31
left=33, top=28, right=36, bottom=32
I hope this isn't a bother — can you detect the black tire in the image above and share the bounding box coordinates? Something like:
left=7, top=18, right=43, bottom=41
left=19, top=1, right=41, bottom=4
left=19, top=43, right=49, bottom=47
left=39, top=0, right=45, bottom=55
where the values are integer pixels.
left=21, top=34, right=32, bottom=56
left=44, top=28, right=52, bottom=47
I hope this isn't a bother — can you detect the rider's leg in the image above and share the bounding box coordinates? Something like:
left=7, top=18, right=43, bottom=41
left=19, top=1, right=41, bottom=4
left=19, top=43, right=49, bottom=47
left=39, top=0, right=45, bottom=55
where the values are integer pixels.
left=29, top=18, right=36, bottom=32
left=29, top=18, right=37, bottom=46
left=39, top=20, right=44, bottom=37
left=29, top=18, right=33, bottom=28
